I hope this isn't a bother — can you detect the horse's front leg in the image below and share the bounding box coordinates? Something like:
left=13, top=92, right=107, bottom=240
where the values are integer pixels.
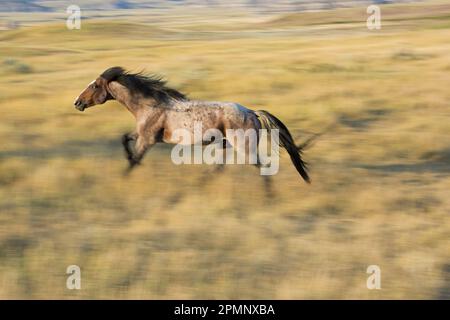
left=121, top=131, right=138, bottom=164
left=126, top=135, right=155, bottom=172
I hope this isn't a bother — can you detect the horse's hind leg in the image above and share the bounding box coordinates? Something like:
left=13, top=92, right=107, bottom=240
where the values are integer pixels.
left=263, top=175, right=273, bottom=196
left=197, top=141, right=227, bottom=187
left=254, top=162, right=274, bottom=199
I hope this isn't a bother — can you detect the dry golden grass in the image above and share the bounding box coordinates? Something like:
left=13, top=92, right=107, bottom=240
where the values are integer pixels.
left=0, top=1, right=449, bottom=299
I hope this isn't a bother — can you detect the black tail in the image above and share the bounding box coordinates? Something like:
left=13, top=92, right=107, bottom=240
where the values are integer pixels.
left=256, top=110, right=310, bottom=183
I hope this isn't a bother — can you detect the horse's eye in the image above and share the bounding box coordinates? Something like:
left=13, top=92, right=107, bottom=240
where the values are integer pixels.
left=93, top=84, right=98, bottom=89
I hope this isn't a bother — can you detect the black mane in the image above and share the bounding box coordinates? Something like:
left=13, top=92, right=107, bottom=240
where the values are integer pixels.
left=100, top=66, right=187, bottom=103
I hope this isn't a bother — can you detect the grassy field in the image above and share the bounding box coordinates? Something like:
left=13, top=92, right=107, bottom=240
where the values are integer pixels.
left=0, top=1, right=449, bottom=299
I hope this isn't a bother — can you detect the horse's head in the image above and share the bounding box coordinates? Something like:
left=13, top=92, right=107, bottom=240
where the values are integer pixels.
left=74, top=76, right=112, bottom=111
left=74, top=67, right=128, bottom=111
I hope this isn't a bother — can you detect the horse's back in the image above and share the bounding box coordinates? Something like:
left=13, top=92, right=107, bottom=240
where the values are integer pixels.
left=165, top=99, right=260, bottom=136
left=179, top=100, right=251, bottom=112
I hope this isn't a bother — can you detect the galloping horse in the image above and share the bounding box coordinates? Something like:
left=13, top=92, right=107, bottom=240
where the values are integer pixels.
left=74, top=67, right=310, bottom=183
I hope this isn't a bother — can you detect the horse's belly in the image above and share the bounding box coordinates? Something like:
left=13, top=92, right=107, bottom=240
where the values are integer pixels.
left=163, top=111, right=223, bottom=145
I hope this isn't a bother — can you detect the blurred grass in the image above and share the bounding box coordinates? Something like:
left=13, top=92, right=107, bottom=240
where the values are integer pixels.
left=0, top=1, right=449, bottom=299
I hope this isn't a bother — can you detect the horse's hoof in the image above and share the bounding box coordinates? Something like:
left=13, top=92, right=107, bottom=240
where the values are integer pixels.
left=127, top=159, right=140, bottom=167
left=123, top=166, right=135, bottom=177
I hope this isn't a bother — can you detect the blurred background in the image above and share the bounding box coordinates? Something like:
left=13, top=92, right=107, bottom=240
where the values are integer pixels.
left=0, top=0, right=449, bottom=299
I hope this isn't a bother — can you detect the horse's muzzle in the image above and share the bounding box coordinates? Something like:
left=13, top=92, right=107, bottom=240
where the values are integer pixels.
left=74, top=100, right=86, bottom=111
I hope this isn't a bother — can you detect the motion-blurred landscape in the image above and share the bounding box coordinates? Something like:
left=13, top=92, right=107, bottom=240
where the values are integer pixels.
left=0, top=0, right=449, bottom=299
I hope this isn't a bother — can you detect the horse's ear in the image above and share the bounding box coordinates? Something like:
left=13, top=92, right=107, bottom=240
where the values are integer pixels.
left=98, top=77, right=108, bottom=86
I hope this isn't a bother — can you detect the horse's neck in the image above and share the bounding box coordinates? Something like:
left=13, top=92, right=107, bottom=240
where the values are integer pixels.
left=122, top=100, right=140, bottom=118
left=119, top=95, right=159, bottom=118
left=108, top=81, right=159, bottom=118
